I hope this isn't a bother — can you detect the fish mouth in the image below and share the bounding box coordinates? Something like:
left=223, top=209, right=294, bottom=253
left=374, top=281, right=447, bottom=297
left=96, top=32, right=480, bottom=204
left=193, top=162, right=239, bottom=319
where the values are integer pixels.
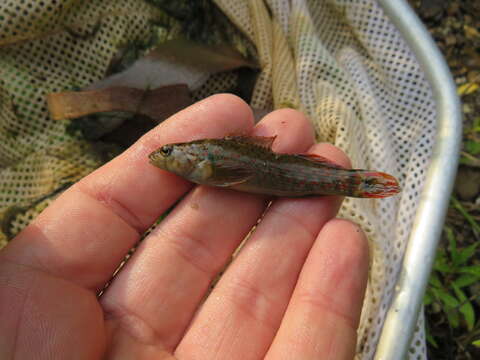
left=148, top=149, right=166, bottom=168
left=148, top=149, right=157, bottom=161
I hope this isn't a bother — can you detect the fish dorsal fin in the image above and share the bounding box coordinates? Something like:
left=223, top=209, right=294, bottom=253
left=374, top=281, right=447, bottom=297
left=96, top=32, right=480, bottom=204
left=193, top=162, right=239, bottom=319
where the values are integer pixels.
left=297, top=153, right=344, bottom=168
left=227, top=135, right=276, bottom=149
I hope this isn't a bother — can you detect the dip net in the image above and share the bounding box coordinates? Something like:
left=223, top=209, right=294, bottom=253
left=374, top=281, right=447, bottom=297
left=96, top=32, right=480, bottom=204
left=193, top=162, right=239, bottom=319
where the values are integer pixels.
left=0, top=0, right=435, bottom=358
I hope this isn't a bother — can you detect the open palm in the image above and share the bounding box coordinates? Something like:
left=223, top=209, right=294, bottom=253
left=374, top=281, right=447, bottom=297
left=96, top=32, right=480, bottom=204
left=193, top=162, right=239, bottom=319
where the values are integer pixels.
left=0, top=95, right=368, bottom=360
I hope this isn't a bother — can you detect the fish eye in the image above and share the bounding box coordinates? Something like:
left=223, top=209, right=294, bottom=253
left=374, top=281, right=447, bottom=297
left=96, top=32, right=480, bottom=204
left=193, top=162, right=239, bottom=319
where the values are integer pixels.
left=160, top=145, right=173, bottom=157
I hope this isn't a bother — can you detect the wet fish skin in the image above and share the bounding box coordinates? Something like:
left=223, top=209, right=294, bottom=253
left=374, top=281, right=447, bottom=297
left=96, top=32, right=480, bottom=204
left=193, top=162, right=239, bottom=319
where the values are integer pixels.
left=148, top=136, right=400, bottom=198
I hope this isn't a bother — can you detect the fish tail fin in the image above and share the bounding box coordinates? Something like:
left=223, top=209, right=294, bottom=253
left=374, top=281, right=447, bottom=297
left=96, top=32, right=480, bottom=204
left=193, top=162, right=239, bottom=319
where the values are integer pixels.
left=354, top=171, right=401, bottom=198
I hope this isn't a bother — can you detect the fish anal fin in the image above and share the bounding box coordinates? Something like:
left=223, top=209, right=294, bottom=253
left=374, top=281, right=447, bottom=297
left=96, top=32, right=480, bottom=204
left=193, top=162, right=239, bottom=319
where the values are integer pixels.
left=297, top=153, right=344, bottom=168
left=226, top=135, right=277, bottom=149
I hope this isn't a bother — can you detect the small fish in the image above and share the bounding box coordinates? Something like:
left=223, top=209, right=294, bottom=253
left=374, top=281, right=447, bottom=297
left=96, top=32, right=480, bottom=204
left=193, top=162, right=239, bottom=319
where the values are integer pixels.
left=149, top=135, right=400, bottom=198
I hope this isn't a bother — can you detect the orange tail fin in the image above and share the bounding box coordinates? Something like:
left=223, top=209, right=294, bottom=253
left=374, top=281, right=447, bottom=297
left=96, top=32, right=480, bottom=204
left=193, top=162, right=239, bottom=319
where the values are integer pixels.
left=356, top=171, right=401, bottom=198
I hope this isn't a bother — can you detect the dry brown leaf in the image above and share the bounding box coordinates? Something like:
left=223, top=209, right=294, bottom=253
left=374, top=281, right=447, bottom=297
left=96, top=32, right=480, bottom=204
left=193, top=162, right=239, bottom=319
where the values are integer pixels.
left=89, top=38, right=259, bottom=91
left=146, top=38, right=258, bottom=73
left=47, top=84, right=191, bottom=121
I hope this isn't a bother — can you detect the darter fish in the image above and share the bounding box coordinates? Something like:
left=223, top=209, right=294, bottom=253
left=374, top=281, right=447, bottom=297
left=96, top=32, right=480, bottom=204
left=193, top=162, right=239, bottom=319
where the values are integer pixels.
left=148, top=136, right=400, bottom=198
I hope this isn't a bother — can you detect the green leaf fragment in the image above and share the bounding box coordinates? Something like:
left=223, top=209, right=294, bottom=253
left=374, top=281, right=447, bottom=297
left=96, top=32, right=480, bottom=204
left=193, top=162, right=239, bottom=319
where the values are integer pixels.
left=456, top=242, right=479, bottom=265
left=452, top=283, right=475, bottom=331
left=433, top=258, right=452, bottom=274
left=453, top=274, right=480, bottom=288
left=428, top=273, right=443, bottom=288
left=459, top=265, right=480, bottom=276
left=451, top=197, right=480, bottom=234
left=423, top=290, right=434, bottom=305
left=465, top=140, right=480, bottom=155
left=446, top=226, right=457, bottom=259
left=432, top=287, right=460, bottom=308
left=446, top=308, right=460, bottom=328
left=426, top=332, right=439, bottom=349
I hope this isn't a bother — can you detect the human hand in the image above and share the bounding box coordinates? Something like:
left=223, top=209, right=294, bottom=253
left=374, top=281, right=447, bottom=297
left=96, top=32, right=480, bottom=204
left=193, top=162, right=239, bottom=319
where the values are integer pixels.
left=0, top=94, right=368, bottom=360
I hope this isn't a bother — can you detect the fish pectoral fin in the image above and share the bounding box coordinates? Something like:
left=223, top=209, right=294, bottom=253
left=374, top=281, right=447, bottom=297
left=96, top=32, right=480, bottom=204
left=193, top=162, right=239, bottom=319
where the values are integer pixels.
left=297, top=153, right=344, bottom=168
left=225, top=135, right=277, bottom=149
left=208, top=167, right=254, bottom=187
left=210, top=176, right=253, bottom=187
left=189, top=159, right=214, bottom=182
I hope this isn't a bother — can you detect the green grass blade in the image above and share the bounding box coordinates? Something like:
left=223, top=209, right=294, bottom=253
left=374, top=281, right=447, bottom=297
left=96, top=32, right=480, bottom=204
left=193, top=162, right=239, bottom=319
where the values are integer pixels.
left=451, top=197, right=480, bottom=234
left=432, top=287, right=460, bottom=307
left=445, top=226, right=459, bottom=264
left=459, top=265, right=480, bottom=276
left=456, top=242, right=479, bottom=265
left=453, top=274, right=480, bottom=288
left=452, top=283, right=475, bottom=331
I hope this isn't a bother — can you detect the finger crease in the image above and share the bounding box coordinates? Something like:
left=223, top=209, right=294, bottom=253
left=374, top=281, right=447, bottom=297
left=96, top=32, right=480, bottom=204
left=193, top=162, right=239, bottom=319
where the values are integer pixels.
left=267, top=207, right=318, bottom=239
left=103, top=300, right=165, bottom=347
left=295, top=290, right=358, bottom=330
left=158, top=227, right=220, bottom=279
left=221, top=278, right=281, bottom=330
left=77, top=185, right=144, bottom=235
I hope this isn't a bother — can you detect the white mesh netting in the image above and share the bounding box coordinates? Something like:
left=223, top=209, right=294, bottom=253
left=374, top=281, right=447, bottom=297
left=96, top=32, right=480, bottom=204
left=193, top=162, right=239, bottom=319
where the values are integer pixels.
left=0, top=0, right=436, bottom=358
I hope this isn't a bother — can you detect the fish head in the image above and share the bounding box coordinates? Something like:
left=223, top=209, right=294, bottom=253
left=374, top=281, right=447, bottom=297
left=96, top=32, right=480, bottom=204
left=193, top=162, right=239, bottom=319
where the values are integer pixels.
left=149, top=142, right=213, bottom=183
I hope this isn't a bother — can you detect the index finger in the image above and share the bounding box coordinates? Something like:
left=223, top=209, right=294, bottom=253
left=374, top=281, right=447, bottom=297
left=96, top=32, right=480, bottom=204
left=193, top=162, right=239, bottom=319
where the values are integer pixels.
left=2, top=94, right=255, bottom=290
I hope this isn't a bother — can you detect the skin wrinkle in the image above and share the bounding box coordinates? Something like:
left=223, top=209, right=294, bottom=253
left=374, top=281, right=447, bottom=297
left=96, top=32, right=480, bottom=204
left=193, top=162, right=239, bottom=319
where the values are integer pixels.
left=103, top=256, right=172, bottom=317
left=294, top=289, right=358, bottom=331
left=109, top=299, right=167, bottom=346
left=13, top=280, right=36, bottom=360
left=0, top=236, right=53, bottom=281
left=155, top=226, right=219, bottom=279
left=105, top=302, right=163, bottom=347
left=266, top=205, right=329, bottom=240
left=13, top=226, right=102, bottom=291
left=187, top=307, right=234, bottom=360
left=151, top=187, right=267, bottom=280
left=76, top=161, right=165, bottom=233
left=6, top=270, right=31, bottom=360
left=102, top=278, right=180, bottom=353
left=76, top=184, right=144, bottom=235
left=1, top=262, right=104, bottom=359
left=212, top=320, right=231, bottom=360
left=18, top=193, right=139, bottom=291
left=325, top=323, right=336, bottom=360
left=219, top=277, right=282, bottom=331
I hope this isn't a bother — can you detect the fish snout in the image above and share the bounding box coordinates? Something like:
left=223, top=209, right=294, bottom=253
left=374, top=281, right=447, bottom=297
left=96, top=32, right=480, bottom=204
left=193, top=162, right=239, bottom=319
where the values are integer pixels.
left=149, top=148, right=167, bottom=168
